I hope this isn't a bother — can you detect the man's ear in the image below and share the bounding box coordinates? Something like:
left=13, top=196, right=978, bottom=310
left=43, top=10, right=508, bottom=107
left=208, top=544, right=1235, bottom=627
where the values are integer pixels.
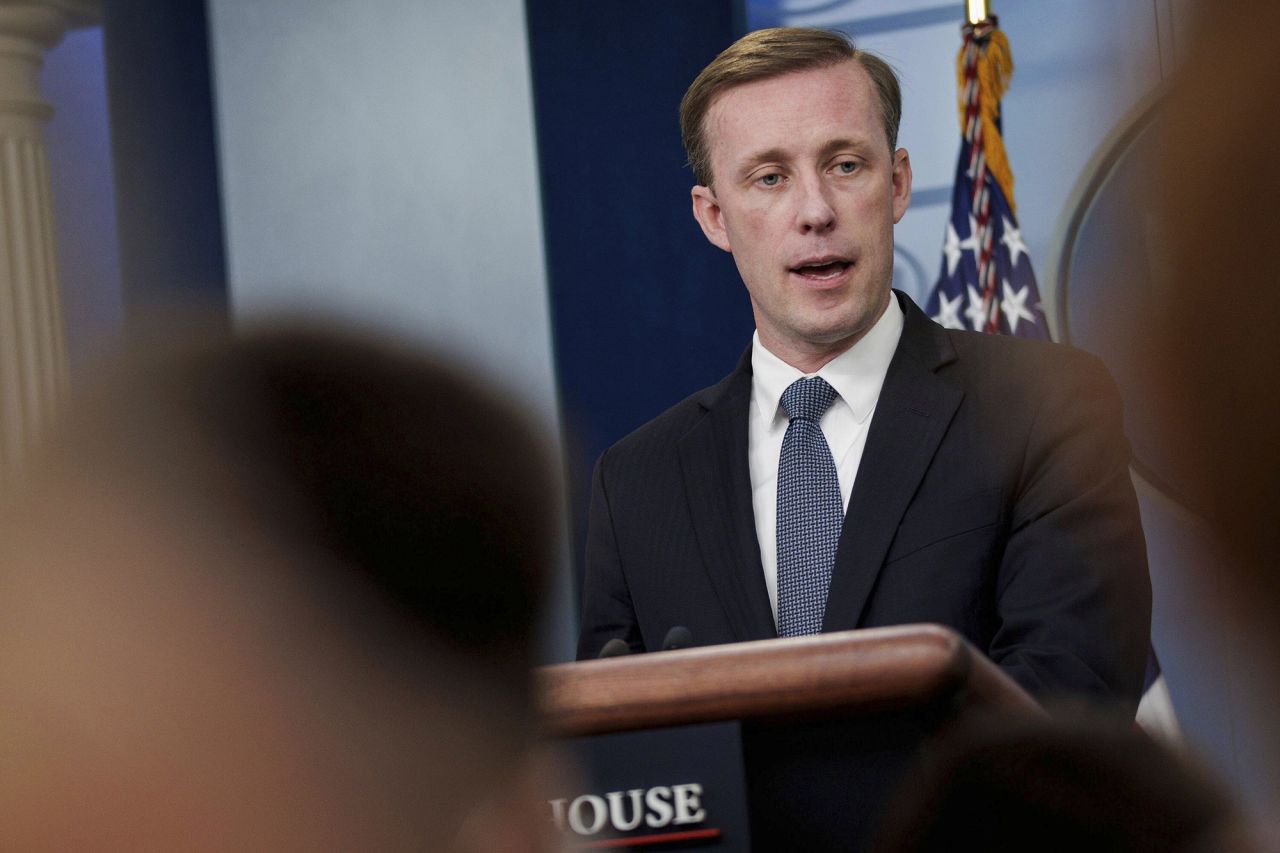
left=891, top=148, right=912, bottom=224
left=691, top=185, right=732, bottom=253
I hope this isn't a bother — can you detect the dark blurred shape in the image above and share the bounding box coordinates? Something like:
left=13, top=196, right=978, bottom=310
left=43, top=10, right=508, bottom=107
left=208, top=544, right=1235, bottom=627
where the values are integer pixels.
left=0, top=323, right=558, bottom=850
left=660, top=625, right=694, bottom=651
left=68, top=323, right=556, bottom=686
left=872, top=714, right=1250, bottom=853
left=598, top=637, right=631, bottom=658
left=1139, top=2, right=1280, bottom=819
left=1147, top=3, right=1280, bottom=607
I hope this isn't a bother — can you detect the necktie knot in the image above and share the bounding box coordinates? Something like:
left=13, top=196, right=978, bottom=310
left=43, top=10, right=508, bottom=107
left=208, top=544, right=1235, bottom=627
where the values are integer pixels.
left=781, top=376, right=838, bottom=423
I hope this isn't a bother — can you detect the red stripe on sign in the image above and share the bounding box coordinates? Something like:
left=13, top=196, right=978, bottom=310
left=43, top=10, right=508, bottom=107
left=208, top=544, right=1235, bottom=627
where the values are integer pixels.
left=572, top=827, right=723, bottom=848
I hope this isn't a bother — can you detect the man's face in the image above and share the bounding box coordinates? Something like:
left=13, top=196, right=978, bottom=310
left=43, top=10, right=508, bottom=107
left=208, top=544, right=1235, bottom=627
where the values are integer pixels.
left=691, top=60, right=911, bottom=366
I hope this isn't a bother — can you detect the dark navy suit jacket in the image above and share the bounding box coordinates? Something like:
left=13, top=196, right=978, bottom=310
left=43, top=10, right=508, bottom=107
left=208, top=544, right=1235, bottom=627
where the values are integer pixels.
left=577, top=292, right=1151, bottom=711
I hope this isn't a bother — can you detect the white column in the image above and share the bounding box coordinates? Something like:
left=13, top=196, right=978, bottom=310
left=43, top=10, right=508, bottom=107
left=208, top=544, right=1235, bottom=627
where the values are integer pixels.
left=0, top=0, right=97, bottom=492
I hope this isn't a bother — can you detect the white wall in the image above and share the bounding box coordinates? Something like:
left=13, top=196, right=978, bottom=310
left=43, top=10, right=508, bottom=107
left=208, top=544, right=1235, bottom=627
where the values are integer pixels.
left=205, top=0, right=573, bottom=660
left=206, top=0, right=557, bottom=421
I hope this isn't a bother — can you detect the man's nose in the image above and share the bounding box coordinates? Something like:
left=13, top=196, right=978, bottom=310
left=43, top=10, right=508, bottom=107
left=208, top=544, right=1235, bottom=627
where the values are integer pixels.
left=795, top=176, right=836, bottom=233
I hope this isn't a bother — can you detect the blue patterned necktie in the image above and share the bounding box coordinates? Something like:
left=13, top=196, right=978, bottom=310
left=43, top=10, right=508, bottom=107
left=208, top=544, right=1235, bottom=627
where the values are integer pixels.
left=776, top=376, right=842, bottom=637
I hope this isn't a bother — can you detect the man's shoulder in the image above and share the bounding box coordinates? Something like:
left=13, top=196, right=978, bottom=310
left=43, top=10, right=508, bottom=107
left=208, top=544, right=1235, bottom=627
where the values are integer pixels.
left=940, top=325, right=1113, bottom=391
left=608, top=377, right=729, bottom=454
left=896, top=292, right=1111, bottom=392
left=599, top=363, right=747, bottom=470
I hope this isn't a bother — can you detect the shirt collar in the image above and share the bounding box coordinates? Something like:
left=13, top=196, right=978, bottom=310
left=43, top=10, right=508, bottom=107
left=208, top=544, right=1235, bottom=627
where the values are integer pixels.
left=751, top=294, right=905, bottom=427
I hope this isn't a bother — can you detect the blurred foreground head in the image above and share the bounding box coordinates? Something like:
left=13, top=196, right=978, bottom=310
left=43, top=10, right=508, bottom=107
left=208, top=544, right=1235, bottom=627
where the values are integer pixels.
left=0, top=325, right=558, bottom=850
left=1146, top=4, right=1280, bottom=811
left=872, top=714, right=1253, bottom=853
left=1152, top=3, right=1280, bottom=609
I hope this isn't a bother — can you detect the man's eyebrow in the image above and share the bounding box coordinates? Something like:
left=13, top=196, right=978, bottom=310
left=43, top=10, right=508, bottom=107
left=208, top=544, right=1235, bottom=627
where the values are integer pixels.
left=818, top=137, right=874, bottom=158
left=734, top=146, right=790, bottom=176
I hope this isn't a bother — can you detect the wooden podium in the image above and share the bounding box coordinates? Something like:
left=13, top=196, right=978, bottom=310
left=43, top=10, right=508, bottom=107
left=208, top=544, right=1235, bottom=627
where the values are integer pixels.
left=539, top=624, right=1040, bottom=851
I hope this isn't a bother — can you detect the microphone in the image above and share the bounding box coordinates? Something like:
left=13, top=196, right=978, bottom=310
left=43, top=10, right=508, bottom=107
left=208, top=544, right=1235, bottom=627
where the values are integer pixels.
left=598, top=638, right=631, bottom=659
left=661, top=626, right=693, bottom=651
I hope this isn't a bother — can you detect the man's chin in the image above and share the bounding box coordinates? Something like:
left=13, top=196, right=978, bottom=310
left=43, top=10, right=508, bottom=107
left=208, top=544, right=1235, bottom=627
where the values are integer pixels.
left=803, top=328, right=868, bottom=350
left=794, top=310, right=885, bottom=349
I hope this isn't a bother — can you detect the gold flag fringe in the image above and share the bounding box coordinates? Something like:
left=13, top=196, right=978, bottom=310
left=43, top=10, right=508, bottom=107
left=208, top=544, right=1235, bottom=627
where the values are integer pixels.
left=955, top=28, right=1018, bottom=214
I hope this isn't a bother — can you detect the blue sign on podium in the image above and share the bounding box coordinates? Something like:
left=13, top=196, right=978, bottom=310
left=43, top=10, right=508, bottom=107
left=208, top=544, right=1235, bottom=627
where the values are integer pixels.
left=547, top=721, right=750, bottom=851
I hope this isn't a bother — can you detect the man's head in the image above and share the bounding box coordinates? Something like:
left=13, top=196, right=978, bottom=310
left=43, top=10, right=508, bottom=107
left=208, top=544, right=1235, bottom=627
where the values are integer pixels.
left=0, top=326, right=559, bottom=850
left=680, top=28, right=902, bottom=188
left=681, top=28, right=912, bottom=370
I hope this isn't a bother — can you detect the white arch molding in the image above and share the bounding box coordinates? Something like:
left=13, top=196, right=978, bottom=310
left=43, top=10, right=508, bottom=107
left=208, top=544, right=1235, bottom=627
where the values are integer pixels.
left=0, top=0, right=98, bottom=492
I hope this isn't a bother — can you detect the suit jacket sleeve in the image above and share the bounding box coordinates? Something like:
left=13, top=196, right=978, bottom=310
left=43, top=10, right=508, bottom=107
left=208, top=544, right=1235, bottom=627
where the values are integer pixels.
left=577, top=450, right=644, bottom=660
left=990, top=351, right=1151, bottom=711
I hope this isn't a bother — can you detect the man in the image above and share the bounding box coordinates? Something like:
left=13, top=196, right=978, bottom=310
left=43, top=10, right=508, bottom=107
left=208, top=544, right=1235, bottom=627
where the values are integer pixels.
left=577, top=28, right=1150, bottom=710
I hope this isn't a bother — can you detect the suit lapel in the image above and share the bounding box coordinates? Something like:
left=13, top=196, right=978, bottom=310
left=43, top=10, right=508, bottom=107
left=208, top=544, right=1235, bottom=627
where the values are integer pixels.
left=822, top=295, right=964, bottom=632
left=677, top=349, right=778, bottom=642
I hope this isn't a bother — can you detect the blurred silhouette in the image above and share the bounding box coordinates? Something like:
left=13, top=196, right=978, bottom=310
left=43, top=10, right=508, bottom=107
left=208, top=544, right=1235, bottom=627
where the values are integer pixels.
left=871, top=714, right=1253, bottom=853
left=0, top=324, right=559, bottom=850
left=1147, top=3, right=1280, bottom=623
left=1143, top=0, right=1280, bottom=819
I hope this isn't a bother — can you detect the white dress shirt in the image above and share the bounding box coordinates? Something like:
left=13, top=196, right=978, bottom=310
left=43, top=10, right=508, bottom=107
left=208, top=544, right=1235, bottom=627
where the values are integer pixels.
left=748, top=296, right=904, bottom=622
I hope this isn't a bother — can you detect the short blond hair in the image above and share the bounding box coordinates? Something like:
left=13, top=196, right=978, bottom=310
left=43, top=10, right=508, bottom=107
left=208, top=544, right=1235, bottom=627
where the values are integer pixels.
left=679, top=27, right=902, bottom=187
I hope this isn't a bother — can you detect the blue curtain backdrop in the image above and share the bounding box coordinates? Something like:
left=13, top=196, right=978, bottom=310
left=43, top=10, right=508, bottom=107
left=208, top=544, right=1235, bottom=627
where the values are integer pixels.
left=102, top=0, right=228, bottom=317
left=525, top=0, right=754, bottom=611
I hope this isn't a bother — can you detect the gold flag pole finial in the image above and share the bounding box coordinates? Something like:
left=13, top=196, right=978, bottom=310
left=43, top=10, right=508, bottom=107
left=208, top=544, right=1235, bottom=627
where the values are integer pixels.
left=966, top=0, right=992, bottom=25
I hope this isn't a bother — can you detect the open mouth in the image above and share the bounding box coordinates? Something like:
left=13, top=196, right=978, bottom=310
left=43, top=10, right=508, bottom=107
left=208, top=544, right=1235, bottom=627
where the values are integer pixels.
left=790, top=259, right=852, bottom=281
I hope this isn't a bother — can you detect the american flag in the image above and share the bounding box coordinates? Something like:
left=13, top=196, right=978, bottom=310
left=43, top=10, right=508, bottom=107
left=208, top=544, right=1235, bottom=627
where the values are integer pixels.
left=924, top=17, right=1049, bottom=341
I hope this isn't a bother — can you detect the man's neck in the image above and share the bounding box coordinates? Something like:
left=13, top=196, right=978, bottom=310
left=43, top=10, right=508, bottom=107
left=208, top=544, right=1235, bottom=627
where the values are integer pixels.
left=757, top=294, right=893, bottom=374
left=762, top=337, right=857, bottom=375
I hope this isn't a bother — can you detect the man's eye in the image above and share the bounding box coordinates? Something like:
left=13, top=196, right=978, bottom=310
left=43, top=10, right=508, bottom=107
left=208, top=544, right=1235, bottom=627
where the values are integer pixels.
left=758, top=173, right=782, bottom=187
left=835, top=161, right=859, bottom=175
